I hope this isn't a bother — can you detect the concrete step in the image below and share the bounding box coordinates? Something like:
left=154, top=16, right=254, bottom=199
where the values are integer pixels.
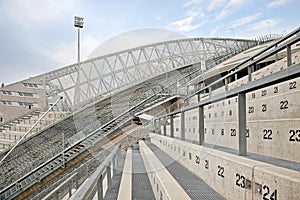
left=150, top=133, right=300, bottom=199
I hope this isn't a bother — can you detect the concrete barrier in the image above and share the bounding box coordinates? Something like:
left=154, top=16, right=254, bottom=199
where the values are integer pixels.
left=150, top=133, right=300, bottom=200
left=139, top=140, right=191, bottom=200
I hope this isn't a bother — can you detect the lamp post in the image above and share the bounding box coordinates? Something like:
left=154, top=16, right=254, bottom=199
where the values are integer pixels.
left=73, top=16, right=84, bottom=106
left=74, top=16, right=84, bottom=67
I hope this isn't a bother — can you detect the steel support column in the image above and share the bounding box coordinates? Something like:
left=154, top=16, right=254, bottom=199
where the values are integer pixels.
left=238, top=93, right=247, bottom=156
left=163, top=117, right=167, bottom=136
left=198, top=106, right=204, bottom=145
left=68, top=182, right=72, bottom=197
left=247, top=66, right=252, bottom=82
left=112, top=156, right=116, bottom=177
left=287, top=45, right=292, bottom=66
left=107, top=164, right=112, bottom=190
left=158, top=119, right=162, bottom=135
left=225, top=78, right=228, bottom=91
left=181, top=111, right=185, bottom=140
left=275, top=44, right=279, bottom=61
left=97, top=174, right=103, bottom=200
left=170, top=115, right=174, bottom=138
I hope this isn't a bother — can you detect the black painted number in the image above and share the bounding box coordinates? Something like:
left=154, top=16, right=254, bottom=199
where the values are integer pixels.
left=263, top=185, right=277, bottom=200
left=217, top=165, right=224, bottom=178
left=231, top=129, right=236, bottom=137
left=195, top=155, right=200, bottom=164
left=262, top=89, right=267, bottom=96
left=248, top=106, right=254, bottom=113
left=289, top=81, right=297, bottom=89
left=246, top=129, right=249, bottom=138
left=262, top=104, right=267, bottom=112
left=263, top=129, right=272, bottom=140
left=273, top=86, right=278, bottom=93
left=236, top=173, right=245, bottom=188
left=280, top=100, right=288, bottom=109
left=205, top=160, right=209, bottom=169
left=289, top=130, right=300, bottom=142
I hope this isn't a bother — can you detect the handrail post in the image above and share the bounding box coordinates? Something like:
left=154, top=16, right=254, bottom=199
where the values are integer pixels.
left=163, top=117, right=167, bottom=136
left=238, top=93, right=247, bottom=156
left=287, top=44, right=292, bottom=66
left=247, top=66, right=252, bottom=82
left=97, top=174, right=103, bottom=200
left=199, top=106, right=204, bottom=145
left=170, top=115, right=174, bottom=138
left=107, top=163, right=112, bottom=190
left=181, top=111, right=185, bottom=141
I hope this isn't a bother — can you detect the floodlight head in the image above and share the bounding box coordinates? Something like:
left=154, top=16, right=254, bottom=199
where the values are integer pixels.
left=74, top=16, right=84, bottom=28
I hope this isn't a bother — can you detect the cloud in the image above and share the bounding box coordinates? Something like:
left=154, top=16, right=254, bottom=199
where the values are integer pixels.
left=216, top=0, right=247, bottom=20
left=247, top=19, right=280, bottom=33
left=168, top=16, right=207, bottom=32
left=155, top=16, right=162, bottom=21
left=183, top=0, right=201, bottom=8
left=207, top=0, right=227, bottom=11
left=231, top=13, right=261, bottom=28
left=267, top=0, right=290, bottom=8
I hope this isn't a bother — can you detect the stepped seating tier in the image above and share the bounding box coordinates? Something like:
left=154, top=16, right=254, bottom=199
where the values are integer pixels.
left=150, top=133, right=300, bottom=200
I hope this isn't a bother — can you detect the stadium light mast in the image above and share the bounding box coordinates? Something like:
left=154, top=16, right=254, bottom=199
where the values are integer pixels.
left=73, top=16, right=84, bottom=108
left=74, top=16, right=84, bottom=67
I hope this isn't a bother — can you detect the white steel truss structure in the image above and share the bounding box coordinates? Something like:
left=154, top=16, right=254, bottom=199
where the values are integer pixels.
left=45, top=37, right=258, bottom=110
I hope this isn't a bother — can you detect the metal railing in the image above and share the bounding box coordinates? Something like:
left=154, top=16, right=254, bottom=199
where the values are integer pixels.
left=69, top=144, right=120, bottom=200
left=153, top=27, right=300, bottom=156
left=185, top=27, right=300, bottom=102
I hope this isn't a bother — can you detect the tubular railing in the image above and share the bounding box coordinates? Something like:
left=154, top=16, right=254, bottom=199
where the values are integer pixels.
left=153, top=27, right=300, bottom=156
left=0, top=97, right=63, bottom=165
left=185, top=26, right=300, bottom=102
left=69, top=144, right=120, bottom=200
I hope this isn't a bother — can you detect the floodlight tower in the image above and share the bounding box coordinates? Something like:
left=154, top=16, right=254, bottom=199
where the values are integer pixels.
left=74, top=16, right=84, bottom=68
left=73, top=16, right=84, bottom=107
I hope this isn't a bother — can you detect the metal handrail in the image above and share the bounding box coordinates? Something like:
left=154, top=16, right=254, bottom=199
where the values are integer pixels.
left=185, top=26, right=300, bottom=101
left=0, top=97, right=63, bottom=165
left=70, top=144, right=120, bottom=200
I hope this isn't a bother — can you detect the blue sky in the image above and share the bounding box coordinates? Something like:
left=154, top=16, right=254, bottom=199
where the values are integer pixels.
left=0, top=0, right=299, bottom=84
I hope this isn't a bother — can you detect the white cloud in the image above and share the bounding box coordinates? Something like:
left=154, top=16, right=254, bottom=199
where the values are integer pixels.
left=208, top=0, right=226, bottom=11
left=247, top=19, right=280, bottom=34
left=168, top=16, right=207, bottom=32
left=231, top=13, right=261, bottom=28
left=268, top=0, right=290, bottom=8
left=216, top=0, right=247, bottom=20
left=155, top=16, right=162, bottom=21
left=183, top=0, right=201, bottom=8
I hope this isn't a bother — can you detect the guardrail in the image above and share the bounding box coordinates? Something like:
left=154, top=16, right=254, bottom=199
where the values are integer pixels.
left=0, top=93, right=171, bottom=199
left=41, top=172, right=78, bottom=200
left=69, top=144, right=120, bottom=200
left=185, top=26, right=300, bottom=101
left=153, top=26, right=300, bottom=156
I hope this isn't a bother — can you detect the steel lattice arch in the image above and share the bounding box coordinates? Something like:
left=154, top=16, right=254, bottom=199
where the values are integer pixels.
left=45, top=37, right=258, bottom=110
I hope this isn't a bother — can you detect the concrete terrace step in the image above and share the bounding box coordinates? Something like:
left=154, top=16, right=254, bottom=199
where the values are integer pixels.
left=131, top=149, right=155, bottom=200
left=144, top=141, right=225, bottom=200
left=150, top=133, right=300, bottom=199
left=104, top=151, right=126, bottom=200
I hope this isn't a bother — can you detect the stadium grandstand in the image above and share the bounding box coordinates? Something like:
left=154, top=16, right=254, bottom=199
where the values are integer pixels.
left=0, top=27, right=299, bottom=200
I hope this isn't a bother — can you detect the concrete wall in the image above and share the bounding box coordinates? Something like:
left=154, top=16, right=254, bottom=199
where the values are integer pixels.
left=150, top=133, right=300, bottom=200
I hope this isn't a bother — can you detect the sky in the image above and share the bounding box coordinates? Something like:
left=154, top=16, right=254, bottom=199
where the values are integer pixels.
left=0, top=0, right=299, bottom=85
